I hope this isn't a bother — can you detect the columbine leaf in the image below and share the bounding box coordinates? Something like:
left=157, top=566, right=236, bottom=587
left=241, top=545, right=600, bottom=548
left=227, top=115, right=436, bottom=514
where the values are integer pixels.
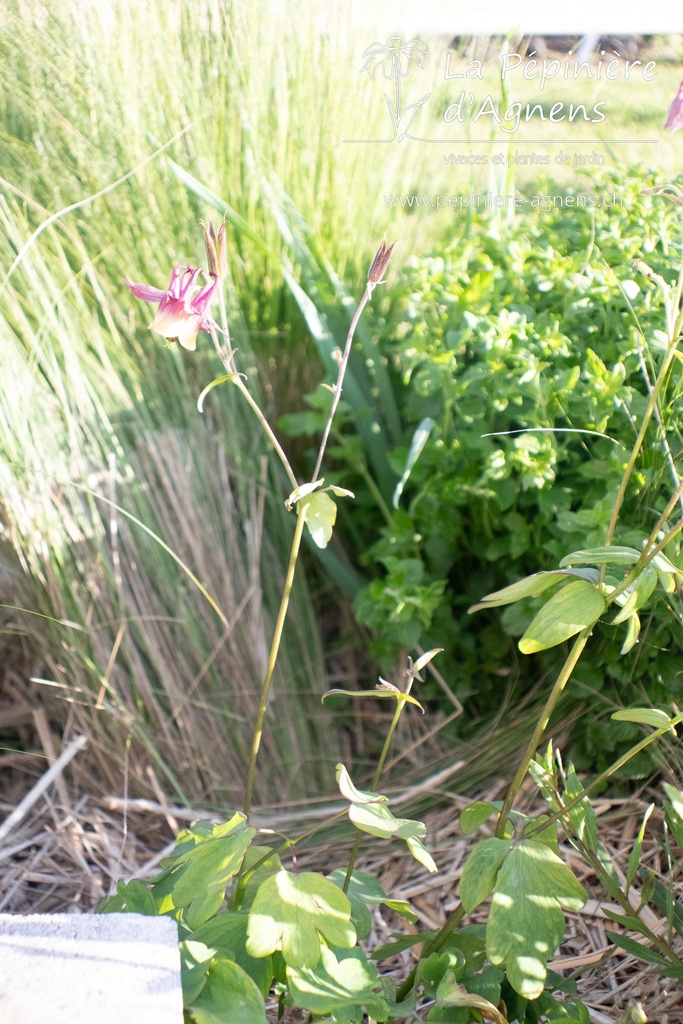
left=338, top=767, right=435, bottom=873
left=285, top=478, right=324, bottom=511
left=435, top=971, right=508, bottom=1024
left=650, top=551, right=683, bottom=577
left=664, top=782, right=683, bottom=822
left=620, top=612, right=641, bottom=654
left=560, top=546, right=641, bottom=567
left=180, top=941, right=212, bottom=1004
left=612, top=567, right=657, bottom=624
left=413, top=647, right=444, bottom=675
left=460, top=838, right=512, bottom=912
left=286, top=945, right=389, bottom=1018
left=237, top=845, right=283, bottom=912
left=327, top=868, right=418, bottom=932
left=612, top=708, right=673, bottom=730
left=328, top=485, right=355, bottom=499
left=303, top=491, right=337, bottom=548
left=406, top=835, right=438, bottom=873
left=460, top=801, right=498, bottom=835
left=383, top=899, right=418, bottom=922
left=486, top=840, right=587, bottom=999
left=197, top=374, right=239, bottom=413
left=165, top=813, right=255, bottom=928
left=190, top=912, right=273, bottom=998
left=469, top=569, right=598, bottom=613
left=348, top=800, right=426, bottom=840
left=112, top=878, right=158, bottom=916
left=188, top=957, right=268, bottom=1024
left=519, top=579, right=605, bottom=654
left=336, top=763, right=387, bottom=805
left=322, top=688, right=424, bottom=711
left=245, top=870, right=355, bottom=968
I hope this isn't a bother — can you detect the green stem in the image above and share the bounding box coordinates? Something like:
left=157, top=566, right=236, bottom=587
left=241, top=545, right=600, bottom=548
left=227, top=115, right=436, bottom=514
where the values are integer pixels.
left=343, top=674, right=413, bottom=893
left=233, top=376, right=298, bottom=491
left=390, top=905, right=467, bottom=1013
left=208, top=322, right=298, bottom=491
left=311, top=288, right=370, bottom=484
left=608, top=512, right=683, bottom=608
left=243, top=504, right=307, bottom=817
left=495, top=630, right=590, bottom=838
left=356, top=460, right=393, bottom=525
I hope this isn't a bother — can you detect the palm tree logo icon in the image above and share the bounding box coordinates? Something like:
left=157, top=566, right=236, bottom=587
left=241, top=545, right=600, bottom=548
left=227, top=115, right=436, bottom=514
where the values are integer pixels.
left=359, top=36, right=431, bottom=143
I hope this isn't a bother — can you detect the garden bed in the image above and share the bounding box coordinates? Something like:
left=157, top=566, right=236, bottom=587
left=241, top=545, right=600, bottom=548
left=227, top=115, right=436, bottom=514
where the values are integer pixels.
left=1, top=734, right=681, bottom=1023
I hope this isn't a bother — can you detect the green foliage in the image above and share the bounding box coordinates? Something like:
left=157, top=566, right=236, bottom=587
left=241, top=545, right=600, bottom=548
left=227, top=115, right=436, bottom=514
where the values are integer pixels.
left=518, top=579, right=605, bottom=654
left=189, top=914, right=273, bottom=997
left=286, top=945, right=391, bottom=1020
left=336, top=763, right=437, bottom=872
left=186, top=958, right=268, bottom=1024
left=461, top=837, right=587, bottom=999
left=245, top=869, right=356, bottom=967
left=274, top=175, right=683, bottom=769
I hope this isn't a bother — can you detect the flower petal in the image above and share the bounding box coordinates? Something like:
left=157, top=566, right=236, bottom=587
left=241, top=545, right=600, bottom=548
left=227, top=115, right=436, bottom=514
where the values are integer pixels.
left=191, top=275, right=219, bottom=317
left=126, top=276, right=166, bottom=302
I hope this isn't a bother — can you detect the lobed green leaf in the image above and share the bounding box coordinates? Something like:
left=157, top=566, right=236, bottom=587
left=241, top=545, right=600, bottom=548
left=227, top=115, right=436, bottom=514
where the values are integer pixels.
left=187, top=958, right=267, bottom=1024
left=485, top=840, right=587, bottom=999
left=245, top=869, right=355, bottom=968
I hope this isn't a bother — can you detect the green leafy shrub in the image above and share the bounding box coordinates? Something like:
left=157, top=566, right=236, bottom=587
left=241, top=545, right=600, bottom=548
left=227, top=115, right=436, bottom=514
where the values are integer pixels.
left=323, top=172, right=683, bottom=767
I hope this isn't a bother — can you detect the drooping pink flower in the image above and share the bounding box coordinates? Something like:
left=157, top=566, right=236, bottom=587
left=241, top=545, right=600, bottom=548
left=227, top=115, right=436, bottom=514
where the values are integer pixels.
left=665, top=80, right=683, bottom=134
left=126, top=265, right=219, bottom=350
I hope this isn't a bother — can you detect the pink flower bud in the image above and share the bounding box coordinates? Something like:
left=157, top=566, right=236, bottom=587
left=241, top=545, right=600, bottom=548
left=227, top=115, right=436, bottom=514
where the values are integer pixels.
left=368, top=239, right=396, bottom=285
left=202, top=219, right=228, bottom=280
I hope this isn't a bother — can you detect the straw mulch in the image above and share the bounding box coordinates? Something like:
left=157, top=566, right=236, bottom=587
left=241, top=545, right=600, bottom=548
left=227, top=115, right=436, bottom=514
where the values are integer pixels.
left=1, top=715, right=682, bottom=1024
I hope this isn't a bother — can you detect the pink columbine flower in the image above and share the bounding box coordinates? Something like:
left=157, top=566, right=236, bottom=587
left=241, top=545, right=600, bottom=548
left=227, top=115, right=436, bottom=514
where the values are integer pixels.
left=126, top=265, right=219, bottom=350
left=665, top=81, right=683, bottom=134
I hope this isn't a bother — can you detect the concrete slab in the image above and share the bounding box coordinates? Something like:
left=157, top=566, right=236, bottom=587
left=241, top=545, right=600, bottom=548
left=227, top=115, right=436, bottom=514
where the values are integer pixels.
left=0, top=913, right=182, bottom=1024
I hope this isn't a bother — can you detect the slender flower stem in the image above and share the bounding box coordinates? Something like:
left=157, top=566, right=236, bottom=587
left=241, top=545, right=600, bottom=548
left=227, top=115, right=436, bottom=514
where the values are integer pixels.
left=233, top=377, right=298, bottom=491
left=243, top=504, right=307, bottom=817
left=235, top=253, right=386, bottom=817
left=208, top=325, right=298, bottom=491
left=311, top=287, right=371, bottom=484
left=604, top=349, right=677, bottom=550
left=343, top=672, right=414, bottom=892
left=495, top=629, right=590, bottom=838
